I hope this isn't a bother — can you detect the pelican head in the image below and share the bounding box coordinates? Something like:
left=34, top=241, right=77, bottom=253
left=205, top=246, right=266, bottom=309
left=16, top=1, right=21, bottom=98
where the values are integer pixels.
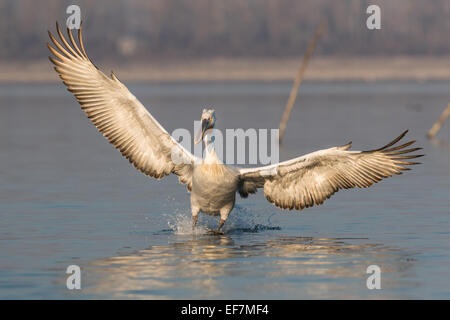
left=194, top=108, right=216, bottom=144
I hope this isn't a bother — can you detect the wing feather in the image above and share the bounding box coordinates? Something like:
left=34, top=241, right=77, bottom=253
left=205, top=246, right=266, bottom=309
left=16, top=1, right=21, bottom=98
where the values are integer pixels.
left=47, top=23, right=196, bottom=190
left=238, top=131, right=423, bottom=210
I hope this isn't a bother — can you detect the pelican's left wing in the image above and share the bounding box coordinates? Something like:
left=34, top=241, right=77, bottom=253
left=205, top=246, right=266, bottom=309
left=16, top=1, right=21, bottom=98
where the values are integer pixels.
left=47, top=23, right=196, bottom=190
left=238, top=131, right=423, bottom=210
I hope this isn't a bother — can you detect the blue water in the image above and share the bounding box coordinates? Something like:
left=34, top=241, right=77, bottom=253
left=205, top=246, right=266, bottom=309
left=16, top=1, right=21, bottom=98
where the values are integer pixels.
left=0, top=81, right=449, bottom=299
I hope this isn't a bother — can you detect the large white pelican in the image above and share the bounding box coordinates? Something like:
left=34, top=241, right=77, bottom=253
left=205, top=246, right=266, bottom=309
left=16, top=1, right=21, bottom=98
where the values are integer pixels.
left=47, top=24, right=423, bottom=233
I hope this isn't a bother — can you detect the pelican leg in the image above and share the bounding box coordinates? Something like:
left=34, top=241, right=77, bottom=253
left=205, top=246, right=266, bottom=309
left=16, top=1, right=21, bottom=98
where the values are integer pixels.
left=192, top=215, right=198, bottom=228
left=192, top=206, right=200, bottom=230
left=216, top=219, right=226, bottom=232
left=215, top=206, right=232, bottom=233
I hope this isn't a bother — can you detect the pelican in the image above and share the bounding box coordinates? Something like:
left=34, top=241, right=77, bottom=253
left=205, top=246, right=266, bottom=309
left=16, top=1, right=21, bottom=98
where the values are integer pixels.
left=47, top=24, right=423, bottom=233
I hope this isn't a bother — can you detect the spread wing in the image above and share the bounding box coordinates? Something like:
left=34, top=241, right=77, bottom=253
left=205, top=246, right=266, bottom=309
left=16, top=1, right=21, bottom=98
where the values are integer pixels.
left=238, top=131, right=423, bottom=210
left=47, top=23, right=196, bottom=190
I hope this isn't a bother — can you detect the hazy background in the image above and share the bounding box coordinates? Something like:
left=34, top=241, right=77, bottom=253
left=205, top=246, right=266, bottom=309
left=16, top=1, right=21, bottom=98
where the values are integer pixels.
left=1, top=0, right=450, bottom=60
left=1, top=0, right=450, bottom=83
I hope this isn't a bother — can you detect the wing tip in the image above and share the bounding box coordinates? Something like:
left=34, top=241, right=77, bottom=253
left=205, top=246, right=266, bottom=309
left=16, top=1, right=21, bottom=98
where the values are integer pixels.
left=365, top=130, right=421, bottom=154
left=111, top=71, right=119, bottom=81
left=48, top=20, right=90, bottom=60
left=338, top=141, right=352, bottom=150
left=48, top=55, right=56, bottom=65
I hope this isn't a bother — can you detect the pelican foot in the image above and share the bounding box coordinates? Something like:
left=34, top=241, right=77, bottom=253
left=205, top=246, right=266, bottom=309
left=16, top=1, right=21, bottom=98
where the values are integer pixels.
left=206, top=218, right=226, bottom=235
left=207, top=229, right=224, bottom=235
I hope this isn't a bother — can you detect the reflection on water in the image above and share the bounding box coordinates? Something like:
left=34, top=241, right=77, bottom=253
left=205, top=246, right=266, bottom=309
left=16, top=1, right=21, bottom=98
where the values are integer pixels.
left=83, top=234, right=415, bottom=299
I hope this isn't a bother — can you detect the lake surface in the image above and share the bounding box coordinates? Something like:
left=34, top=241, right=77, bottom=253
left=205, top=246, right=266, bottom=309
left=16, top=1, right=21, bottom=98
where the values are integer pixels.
left=0, top=81, right=449, bottom=299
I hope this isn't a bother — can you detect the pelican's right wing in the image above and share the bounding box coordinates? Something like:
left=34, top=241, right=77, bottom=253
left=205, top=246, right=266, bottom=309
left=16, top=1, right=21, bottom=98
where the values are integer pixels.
left=47, top=23, right=196, bottom=190
left=238, top=131, right=423, bottom=210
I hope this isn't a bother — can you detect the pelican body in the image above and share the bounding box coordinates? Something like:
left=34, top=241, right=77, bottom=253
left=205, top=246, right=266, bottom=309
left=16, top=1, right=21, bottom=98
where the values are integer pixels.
left=191, top=116, right=240, bottom=229
left=47, top=23, right=423, bottom=233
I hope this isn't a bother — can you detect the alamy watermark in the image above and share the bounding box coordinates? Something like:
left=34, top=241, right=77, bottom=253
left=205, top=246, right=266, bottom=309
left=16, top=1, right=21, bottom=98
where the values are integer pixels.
left=170, top=121, right=279, bottom=166
left=366, top=5, right=381, bottom=30
left=366, top=265, right=381, bottom=290
left=66, top=5, right=81, bottom=30
left=66, top=264, right=81, bottom=290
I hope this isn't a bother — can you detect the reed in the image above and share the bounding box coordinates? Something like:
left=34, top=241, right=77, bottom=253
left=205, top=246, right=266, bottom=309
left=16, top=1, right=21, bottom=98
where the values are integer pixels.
left=427, top=103, right=450, bottom=139
left=278, top=21, right=326, bottom=144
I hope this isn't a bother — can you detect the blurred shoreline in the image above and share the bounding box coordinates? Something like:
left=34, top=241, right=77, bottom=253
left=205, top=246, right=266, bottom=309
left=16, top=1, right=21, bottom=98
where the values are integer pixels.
left=2, top=56, right=450, bottom=83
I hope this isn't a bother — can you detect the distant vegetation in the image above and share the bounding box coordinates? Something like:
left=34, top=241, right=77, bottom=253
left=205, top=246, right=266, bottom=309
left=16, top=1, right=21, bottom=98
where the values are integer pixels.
left=0, top=0, right=449, bottom=61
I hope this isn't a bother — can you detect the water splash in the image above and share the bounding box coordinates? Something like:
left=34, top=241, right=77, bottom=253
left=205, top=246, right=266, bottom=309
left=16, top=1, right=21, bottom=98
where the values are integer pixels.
left=165, top=204, right=281, bottom=235
left=166, top=212, right=210, bottom=235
